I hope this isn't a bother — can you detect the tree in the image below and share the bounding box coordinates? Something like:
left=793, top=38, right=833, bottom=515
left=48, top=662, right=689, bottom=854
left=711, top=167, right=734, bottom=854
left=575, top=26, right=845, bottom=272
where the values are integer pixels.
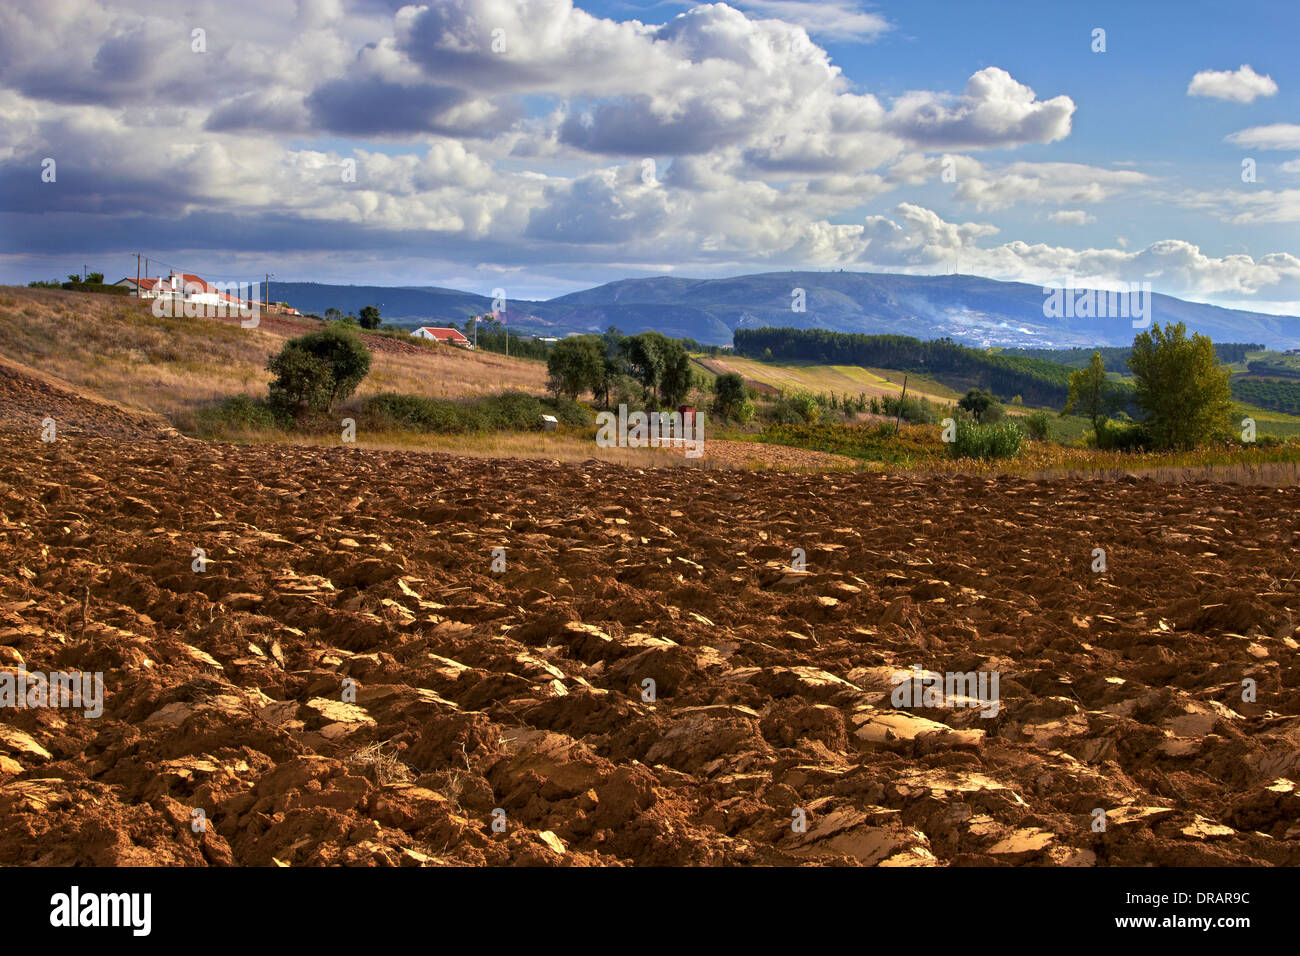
left=546, top=336, right=604, bottom=401
left=1127, top=322, right=1233, bottom=450
left=267, top=324, right=372, bottom=417
left=1063, top=351, right=1110, bottom=433
left=620, top=332, right=668, bottom=406
left=87, top=272, right=104, bottom=284
left=359, top=305, right=381, bottom=330
left=658, top=344, right=694, bottom=408
left=958, top=388, right=995, bottom=422
left=711, top=372, right=752, bottom=423
left=325, top=308, right=342, bottom=323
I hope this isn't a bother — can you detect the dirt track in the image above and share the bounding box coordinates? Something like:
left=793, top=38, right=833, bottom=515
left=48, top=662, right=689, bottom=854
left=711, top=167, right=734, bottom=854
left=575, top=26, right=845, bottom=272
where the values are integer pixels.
left=2, top=370, right=1299, bottom=866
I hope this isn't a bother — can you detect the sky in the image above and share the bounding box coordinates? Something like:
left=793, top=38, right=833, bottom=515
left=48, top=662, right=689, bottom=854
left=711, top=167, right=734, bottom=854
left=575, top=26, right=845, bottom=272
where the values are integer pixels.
left=1, top=0, right=1298, bottom=313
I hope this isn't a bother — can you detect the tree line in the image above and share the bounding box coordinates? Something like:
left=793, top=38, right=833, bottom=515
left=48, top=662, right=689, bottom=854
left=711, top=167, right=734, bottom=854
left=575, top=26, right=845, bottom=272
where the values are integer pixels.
left=1006, top=342, right=1262, bottom=371
left=734, top=327, right=1100, bottom=409
left=546, top=328, right=697, bottom=409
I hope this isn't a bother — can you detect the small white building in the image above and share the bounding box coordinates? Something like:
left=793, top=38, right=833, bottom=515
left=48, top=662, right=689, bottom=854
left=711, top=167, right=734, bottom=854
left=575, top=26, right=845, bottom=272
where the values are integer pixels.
left=411, top=326, right=473, bottom=348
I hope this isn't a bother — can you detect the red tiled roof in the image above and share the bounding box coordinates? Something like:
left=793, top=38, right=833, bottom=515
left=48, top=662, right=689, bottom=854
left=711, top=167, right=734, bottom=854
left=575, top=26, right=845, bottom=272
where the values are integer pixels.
left=118, top=277, right=165, bottom=290
left=415, top=327, right=471, bottom=343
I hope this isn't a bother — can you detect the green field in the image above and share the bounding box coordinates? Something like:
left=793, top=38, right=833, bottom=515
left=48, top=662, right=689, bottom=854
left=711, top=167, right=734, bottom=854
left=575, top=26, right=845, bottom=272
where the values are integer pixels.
left=695, top=354, right=957, bottom=403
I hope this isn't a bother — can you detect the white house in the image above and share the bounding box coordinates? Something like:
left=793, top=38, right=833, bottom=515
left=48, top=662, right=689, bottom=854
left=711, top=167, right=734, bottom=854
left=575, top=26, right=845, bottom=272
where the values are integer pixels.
left=411, top=326, right=473, bottom=348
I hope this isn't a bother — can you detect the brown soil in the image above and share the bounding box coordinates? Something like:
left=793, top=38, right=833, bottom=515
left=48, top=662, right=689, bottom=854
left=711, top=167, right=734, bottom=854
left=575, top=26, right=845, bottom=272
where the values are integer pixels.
left=2, top=367, right=1298, bottom=867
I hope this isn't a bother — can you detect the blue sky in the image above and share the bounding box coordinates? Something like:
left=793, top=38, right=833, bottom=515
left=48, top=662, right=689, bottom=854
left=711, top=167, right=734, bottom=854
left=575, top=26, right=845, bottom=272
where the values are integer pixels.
left=1, top=0, right=1297, bottom=312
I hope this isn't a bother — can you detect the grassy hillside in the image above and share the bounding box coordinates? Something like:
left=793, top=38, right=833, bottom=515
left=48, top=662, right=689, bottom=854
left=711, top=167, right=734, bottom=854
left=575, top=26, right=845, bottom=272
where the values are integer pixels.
left=0, top=287, right=548, bottom=434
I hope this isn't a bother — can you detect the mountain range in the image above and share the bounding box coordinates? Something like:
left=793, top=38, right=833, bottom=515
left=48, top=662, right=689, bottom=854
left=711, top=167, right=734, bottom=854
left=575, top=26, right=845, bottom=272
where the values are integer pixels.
left=270, top=272, right=1300, bottom=350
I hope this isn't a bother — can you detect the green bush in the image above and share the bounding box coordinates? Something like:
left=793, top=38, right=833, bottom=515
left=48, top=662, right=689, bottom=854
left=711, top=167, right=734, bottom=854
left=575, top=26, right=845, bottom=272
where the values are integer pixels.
left=711, top=371, right=752, bottom=423
left=772, top=391, right=821, bottom=424
left=361, top=391, right=589, bottom=434
left=1090, top=418, right=1153, bottom=451
left=267, top=324, right=371, bottom=417
left=950, top=419, right=1025, bottom=460
left=195, top=395, right=283, bottom=435
left=1025, top=410, right=1052, bottom=441
left=881, top=394, right=942, bottom=425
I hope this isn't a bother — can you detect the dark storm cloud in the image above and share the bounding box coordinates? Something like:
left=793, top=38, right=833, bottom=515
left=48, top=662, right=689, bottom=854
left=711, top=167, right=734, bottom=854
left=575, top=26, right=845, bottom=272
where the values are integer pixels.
left=305, top=76, right=519, bottom=137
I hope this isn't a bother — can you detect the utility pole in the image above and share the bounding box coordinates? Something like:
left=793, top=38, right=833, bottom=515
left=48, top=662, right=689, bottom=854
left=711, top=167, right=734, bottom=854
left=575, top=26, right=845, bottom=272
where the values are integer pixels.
left=135, top=253, right=141, bottom=297
left=473, top=315, right=478, bottom=349
left=265, top=273, right=273, bottom=312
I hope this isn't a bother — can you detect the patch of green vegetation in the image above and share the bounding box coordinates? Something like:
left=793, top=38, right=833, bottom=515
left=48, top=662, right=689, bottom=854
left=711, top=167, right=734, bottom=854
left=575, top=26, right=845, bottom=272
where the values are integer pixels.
left=361, top=390, right=590, bottom=434
left=194, top=395, right=285, bottom=436
left=1047, top=414, right=1092, bottom=445
left=756, top=421, right=943, bottom=465
left=950, top=419, right=1025, bottom=460
left=1231, top=376, right=1300, bottom=415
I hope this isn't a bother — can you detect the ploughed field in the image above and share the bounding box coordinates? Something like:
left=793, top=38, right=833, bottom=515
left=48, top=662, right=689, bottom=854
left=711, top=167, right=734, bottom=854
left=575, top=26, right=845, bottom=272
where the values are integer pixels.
left=2, top=369, right=1299, bottom=866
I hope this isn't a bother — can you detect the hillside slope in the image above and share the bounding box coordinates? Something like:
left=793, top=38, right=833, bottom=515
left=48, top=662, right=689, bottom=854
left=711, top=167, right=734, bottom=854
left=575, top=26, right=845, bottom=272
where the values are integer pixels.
left=0, top=287, right=548, bottom=433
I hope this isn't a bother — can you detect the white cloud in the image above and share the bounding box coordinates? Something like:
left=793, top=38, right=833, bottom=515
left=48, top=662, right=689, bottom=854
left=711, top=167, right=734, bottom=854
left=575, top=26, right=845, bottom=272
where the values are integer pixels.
left=731, top=1, right=891, bottom=42
left=1179, top=187, right=1300, bottom=225
left=1047, top=210, right=1095, bottom=226
left=1188, top=64, right=1278, bottom=103
left=854, top=205, right=1300, bottom=302
left=1227, top=123, right=1300, bottom=151
left=954, top=160, right=1148, bottom=211
left=885, top=155, right=1149, bottom=210
left=883, top=68, right=1074, bottom=151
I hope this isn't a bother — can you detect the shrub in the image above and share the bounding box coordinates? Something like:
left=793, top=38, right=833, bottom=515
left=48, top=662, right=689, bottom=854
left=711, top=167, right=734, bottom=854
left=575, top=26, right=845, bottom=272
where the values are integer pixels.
left=267, top=325, right=371, bottom=417
left=772, top=391, right=821, bottom=424
left=981, top=401, right=1007, bottom=424
left=711, top=371, right=751, bottom=423
left=881, top=394, right=942, bottom=425
left=1090, top=418, right=1153, bottom=452
left=1025, top=410, right=1052, bottom=441
left=950, top=419, right=1025, bottom=460
left=361, top=391, right=589, bottom=434
left=195, top=395, right=282, bottom=435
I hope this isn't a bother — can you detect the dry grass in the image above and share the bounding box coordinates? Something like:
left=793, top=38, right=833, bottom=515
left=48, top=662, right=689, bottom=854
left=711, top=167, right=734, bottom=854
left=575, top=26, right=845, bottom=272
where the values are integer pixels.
left=1016, top=461, right=1300, bottom=486
left=230, top=425, right=719, bottom=468
left=347, top=740, right=414, bottom=786
left=0, top=287, right=548, bottom=429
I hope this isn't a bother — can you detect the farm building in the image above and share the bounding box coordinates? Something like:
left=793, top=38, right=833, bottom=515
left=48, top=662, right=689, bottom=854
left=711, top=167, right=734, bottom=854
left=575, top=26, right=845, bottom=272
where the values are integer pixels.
left=116, top=273, right=228, bottom=308
left=114, top=272, right=298, bottom=315
left=411, top=326, right=473, bottom=348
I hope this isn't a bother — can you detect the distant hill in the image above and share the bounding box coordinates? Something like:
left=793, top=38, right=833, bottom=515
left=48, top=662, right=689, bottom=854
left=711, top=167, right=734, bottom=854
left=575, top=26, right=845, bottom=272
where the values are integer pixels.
left=271, top=283, right=494, bottom=323
left=274, top=272, right=1300, bottom=350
